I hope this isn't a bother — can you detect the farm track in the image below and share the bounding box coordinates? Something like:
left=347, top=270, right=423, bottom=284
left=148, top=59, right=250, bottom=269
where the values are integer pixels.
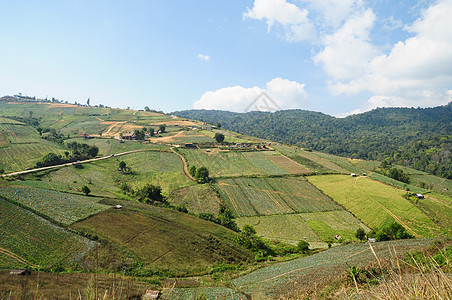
left=0, top=149, right=150, bottom=178
left=170, top=148, right=194, bottom=181
left=0, top=247, right=37, bottom=268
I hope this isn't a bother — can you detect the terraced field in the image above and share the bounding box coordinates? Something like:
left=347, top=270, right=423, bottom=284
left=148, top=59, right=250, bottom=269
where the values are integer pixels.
left=167, top=184, right=220, bottom=215
left=160, top=287, right=246, bottom=299
left=272, top=145, right=348, bottom=173
left=179, top=149, right=289, bottom=177
left=0, top=186, right=110, bottom=225
left=232, top=239, right=435, bottom=298
left=0, top=198, right=97, bottom=268
left=215, top=177, right=341, bottom=217
left=237, top=210, right=369, bottom=245
left=307, top=175, right=444, bottom=237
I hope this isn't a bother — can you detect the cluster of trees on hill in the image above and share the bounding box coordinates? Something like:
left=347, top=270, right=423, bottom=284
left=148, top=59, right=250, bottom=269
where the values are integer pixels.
left=175, top=103, right=451, bottom=178
left=36, top=142, right=99, bottom=168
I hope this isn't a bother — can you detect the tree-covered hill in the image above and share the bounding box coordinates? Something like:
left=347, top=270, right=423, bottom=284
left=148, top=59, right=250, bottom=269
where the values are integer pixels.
left=175, top=103, right=452, bottom=178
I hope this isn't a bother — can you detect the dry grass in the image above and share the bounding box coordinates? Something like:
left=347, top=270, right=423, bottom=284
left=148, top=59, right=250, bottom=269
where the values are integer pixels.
left=285, top=240, right=452, bottom=300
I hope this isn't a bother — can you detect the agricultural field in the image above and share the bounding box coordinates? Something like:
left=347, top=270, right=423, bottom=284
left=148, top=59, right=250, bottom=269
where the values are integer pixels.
left=236, top=210, right=369, bottom=246
left=272, top=145, right=348, bottom=173
left=0, top=131, right=8, bottom=147
left=215, top=177, right=342, bottom=217
left=167, top=184, right=220, bottom=215
left=0, top=197, right=97, bottom=268
left=17, top=150, right=191, bottom=197
left=0, top=141, right=66, bottom=173
left=0, top=186, right=110, bottom=225
left=307, top=175, right=444, bottom=237
left=179, top=148, right=293, bottom=177
left=71, top=200, right=253, bottom=274
left=410, top=174, right=452, bottom=198
left=232, top=239, right=435, bottom=298
left=266, top=153, right=311, bottom=174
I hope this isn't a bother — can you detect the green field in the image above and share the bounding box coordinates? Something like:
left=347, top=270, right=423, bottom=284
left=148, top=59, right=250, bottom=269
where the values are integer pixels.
left=167, top=184, right=220, bottom=215
left=307, top=175, right=444, bottom=237
left=215, top=177, right=341, bottom=217
left=272, top=145, right=348, bottom=173
left=237, top=210, right=369, bottom=245
left=0, top=186, right=110, bottom=225
left=71, top=199, right=253, bottom=274
left=232, top=239, right=435, bottom=298
left=0, top=197, right=97, bottom=268
left=179, top=148, right=289, bottom=177
left=160, top=287, right=247, bottom=299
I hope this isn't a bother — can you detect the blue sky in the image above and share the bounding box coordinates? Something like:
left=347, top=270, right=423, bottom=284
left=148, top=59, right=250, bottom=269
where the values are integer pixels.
left=1, top=0, right=451, bottom=116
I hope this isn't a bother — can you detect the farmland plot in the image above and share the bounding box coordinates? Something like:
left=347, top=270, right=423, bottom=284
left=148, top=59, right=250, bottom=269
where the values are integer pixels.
left=215, top=177, right=341, bottom=217
left=0, top=186, right=109, bottom=225
left=168, top=184, right=220, bottom=215
left=266, top=153, right=311, bottom=174
left=160, top=287, right=247, bottom=299
left=237, top=210, right=369, bottom=245
left=233, top=239, right=434, bottom=298
left=0, top=198, right=97, bottom=267
left=307, top=175, right=443, bottom=237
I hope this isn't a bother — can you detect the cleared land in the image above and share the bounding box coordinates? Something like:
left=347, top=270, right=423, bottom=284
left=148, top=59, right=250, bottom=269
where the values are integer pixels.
left=307, top=175, right=444, bottom=237
left=232, top=239, right=435, bottom=298
left=167, top=184, right=220, bottom=215
left=266, top=153, right=311, bottom=174
left=179, top=149, right=289, bottom=177
left=0, top=198, right=97, bottom=268
left=237, top=210, right=369, bottom=245
left=215, top=177, right=341, bottom=217
left=71, top=199, right=253, bottom=274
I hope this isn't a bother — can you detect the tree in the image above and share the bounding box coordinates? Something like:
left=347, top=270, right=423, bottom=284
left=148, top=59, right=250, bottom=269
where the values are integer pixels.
left=375, top=222, right=413, bottom=241
left=296, top=240, right=310, bottom=254
left=195, top=167, right=209, bottom=183
left=137, top=184, right=163, bottom=204
left=81, top=185, right=91, bottom=196
left=144, top=106, right=150, bottom=112
left=149, top=128, right=155, bottom=136
left=216, top=123, right=221, bottom=128
left=355, top=228, right=366, bottom=241
left=214, top=133, right=225, bottom=143
left=119, top=161, right=127, bottom=173
left=159, top=124, right=166, bottom=133
left=86, top=98, right=90, bottom=106
left=189, top=166, right=196, bottom=177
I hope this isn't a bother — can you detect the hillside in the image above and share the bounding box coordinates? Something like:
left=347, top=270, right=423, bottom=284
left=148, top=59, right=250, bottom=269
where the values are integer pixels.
left=175, top=103, right=452, bottom=178
left=0, top=98, right=450, bottom=298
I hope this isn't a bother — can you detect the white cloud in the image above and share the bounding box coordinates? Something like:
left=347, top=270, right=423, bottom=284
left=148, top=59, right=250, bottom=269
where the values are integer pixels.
left=244, top=0, right=316, bottom=42
left=193, top=78, right=308, bottom=112
left=313, top=9, right=378, bottom=82
left=317, top=0, right=452, bottom=114
left=197, top=54, right=210, bottom=61
left=306, top=0, right=364, bottom=29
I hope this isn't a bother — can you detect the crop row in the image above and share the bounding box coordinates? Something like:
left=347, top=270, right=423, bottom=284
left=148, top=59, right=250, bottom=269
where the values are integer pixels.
left=0, top=198, right=97, bottom=267
left=215, top=177, right=342, bottom=217
left=0, top=186, right=110, bottom=225
left=307, top=175, right=442, bottom=237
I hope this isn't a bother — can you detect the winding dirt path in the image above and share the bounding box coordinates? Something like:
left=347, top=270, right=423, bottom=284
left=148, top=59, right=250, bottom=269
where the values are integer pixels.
left=170, top=148, right=194, bottom=181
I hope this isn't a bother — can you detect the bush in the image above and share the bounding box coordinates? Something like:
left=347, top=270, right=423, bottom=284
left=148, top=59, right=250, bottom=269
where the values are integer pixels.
left=375, top=222, right=413, bottom=241
left=355, top=228, right=366, bottom=241
left=296, top=240, right=310, bottom=254
left=81, top=185, right=91, bottom=196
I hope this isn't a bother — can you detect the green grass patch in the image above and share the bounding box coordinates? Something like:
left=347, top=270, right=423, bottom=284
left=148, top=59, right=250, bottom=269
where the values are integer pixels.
left=0, top=197, right=97, bottom=268
left=167, top=184, right=220, bottom=215
left=307, top=175, right=443, bottom=237
left=215, top=177, right=342, bottom=217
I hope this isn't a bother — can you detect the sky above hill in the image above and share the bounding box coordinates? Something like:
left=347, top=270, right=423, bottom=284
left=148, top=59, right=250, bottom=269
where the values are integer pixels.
left=1, top=0, right=451, bottom=116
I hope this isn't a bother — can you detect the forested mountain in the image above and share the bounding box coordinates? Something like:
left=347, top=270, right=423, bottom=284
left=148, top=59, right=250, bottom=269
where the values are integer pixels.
left=175, top=103, right=452, bottom=178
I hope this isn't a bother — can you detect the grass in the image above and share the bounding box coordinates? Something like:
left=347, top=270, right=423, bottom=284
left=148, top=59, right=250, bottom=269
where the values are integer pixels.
left=71, top=199, right=253, bottom=275
left=167, top=184, right=220, bottom=215
left=0, top=130, right=8, bottom=147
left=307, top=175, right=444, bottom=237
left=232, top=239, right=435, bottom=298
left=236, top=210, right=369, bottom=245
left=266, top=153, right=311, bottom=174
left=215, top=177, right=341, bottom=217
left=179, top=148, right=288, bottom=177
left=0, top=185, right=110, bottom=225
left=160, top=287, right=247, bottom=299
left=410, top=173, right=452, bottom=198
left=0, top=197, right=97, bottom=268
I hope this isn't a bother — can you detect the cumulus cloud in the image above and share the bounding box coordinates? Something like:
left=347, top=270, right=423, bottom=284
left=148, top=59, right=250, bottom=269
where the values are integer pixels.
left=197, top=54, right=210, bottom=61
left=193, top=78, right=308, bottom=112
left=305, top=0, right=364, bottom=29
left=244, top=0, right=316, bottom=42
left=316, top=0, right=452, bottom=113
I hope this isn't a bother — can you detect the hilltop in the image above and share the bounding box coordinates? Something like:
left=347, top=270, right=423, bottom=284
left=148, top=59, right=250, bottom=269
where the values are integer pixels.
left=175, top=103, right=452, bottom=179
